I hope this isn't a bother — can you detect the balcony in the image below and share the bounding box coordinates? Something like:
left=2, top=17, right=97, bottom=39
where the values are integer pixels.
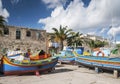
left=48, top=42, right=59, bottom=48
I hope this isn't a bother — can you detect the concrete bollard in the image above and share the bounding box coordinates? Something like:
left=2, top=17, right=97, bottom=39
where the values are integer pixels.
left=59, top=61, right=62, bottom=65
left=95, top=67, right=99, bottom=73
left=113, top=70, right=119, bottom=78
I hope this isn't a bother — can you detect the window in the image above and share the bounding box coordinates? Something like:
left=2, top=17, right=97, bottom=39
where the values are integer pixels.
left=26, top=30, right=31, bottom=37
left=36, top=32, right=41, bottom=40
left=16, top=29, right=21, bottom=39
left=4, top=28, right=9, bottom=35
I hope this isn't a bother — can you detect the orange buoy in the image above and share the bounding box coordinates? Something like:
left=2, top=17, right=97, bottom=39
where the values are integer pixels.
left=97, top=51, right=104, bottom=57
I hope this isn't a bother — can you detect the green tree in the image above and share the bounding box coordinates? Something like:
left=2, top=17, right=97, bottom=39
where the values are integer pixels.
left=84, top=39, right=108, bottom=50
left=86, top=39, right=96, bottom=49
left=117, top=44, right=120, bottom=48
left=67, top=32, right=83, bottom=47
left=0, top=16, right=6, bottom=27
left=52, top=25, right=72, bottom=50
left=94, top=40, right=108, bottom=48
left=0, top=15, right=6, bottom=35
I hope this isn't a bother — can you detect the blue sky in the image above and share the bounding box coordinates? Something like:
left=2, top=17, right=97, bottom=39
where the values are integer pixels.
left=2, top=0, right=52, bottom=29
left=1, top=0, right=91, bottom=28
left=0, top=0, right=120, bottom=43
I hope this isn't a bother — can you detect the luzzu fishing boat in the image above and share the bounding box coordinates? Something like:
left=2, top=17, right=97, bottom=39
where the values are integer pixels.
left=54, top=50, right=75, bottom=64
left=54, top=47, right=84, bottom=64
left=75, top=48, right=120, bottom=71
left=0, top=50, right=58, bottom=75
left=75, top=56, right=120, bottom=71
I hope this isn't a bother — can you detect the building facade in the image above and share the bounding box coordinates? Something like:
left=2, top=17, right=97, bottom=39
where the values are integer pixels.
left=46, top=33, right=60, bottom=54
left=0, top=26, right=47, bottom=53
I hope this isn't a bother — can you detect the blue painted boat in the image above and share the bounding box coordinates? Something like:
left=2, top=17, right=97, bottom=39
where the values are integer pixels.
left=54, top=50, right=75, bottom=64
left=75, top=56, right=120, bottom=71
left=54, top=47, right=84, bottom=64
left=0, top=56, right=58, bottom=75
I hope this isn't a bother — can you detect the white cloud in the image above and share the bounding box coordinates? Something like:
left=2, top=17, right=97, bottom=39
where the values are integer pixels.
left=107, top=26, right=120, bottom=37
left=39, top=0, right=120, bottom=33
left=0, top=0, right=9, bottom=19
left=116, top=41, right=120, bottom=44
left=100, top=28, right=106, bottom=34
left=42, top=0, right=67, bottom=8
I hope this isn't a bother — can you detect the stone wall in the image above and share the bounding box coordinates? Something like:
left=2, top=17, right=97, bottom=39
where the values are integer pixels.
left=0, top=26, right=47, bottom=54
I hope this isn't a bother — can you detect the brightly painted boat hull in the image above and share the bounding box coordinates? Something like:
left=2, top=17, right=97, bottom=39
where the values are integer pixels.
left=54, top=50, right=76, bottom=64
left=0, top=56, right=58, bottom=75
left=75, top=56, right=120, bottom=71
left=58, top=57, right=75, bottom=64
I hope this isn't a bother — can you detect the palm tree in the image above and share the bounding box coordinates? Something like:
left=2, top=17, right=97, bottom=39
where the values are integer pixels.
left=67, top=32, right=83, bottom=47
left=83, top=38, right=95, bottom=52
left=52, top=25, right=72, bottom=50
left=84, top=39, right=108, bottom=51
left=0, top=15, right=6, bottom=35
left=88, top=39, right=96, bottom=49
left=0, top=15, right=6, bottom=27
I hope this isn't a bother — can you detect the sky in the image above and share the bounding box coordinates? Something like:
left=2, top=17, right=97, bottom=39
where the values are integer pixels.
left=0, top=0, right=120, bottom=43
